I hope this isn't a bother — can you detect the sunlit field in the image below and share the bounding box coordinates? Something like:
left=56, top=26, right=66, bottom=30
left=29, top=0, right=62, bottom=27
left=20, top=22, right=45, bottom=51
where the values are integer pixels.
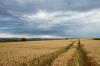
left=0, top=40, right=74, bottom=66
left=81, top=40, right=100, bottom=66
left=0, top=39, right=100, bottom=66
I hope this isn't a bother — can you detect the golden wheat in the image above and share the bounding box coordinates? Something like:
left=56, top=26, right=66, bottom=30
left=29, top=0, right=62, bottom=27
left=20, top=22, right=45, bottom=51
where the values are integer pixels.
left=51, top=40, right=80, bottom=66
left=81, top=39, right=100, bottom=66
left=0, top=40, right=73, bottom=66
left=51, top=47, right=77, bottom=66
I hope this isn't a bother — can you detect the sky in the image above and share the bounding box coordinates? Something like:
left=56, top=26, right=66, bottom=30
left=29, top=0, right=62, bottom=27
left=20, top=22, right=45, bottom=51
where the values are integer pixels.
left=0, top=0, right=100, bottom=38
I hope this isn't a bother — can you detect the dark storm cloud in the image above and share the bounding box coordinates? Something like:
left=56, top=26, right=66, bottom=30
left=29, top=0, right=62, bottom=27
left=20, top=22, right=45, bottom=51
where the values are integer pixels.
left=0, top=0, right=100, bottom=14
left=34, top=0, right=100, bottom=12
left=0, top=0, right=100, bottom=17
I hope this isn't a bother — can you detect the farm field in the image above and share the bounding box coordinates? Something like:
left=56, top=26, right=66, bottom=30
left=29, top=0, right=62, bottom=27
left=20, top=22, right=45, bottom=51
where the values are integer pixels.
left=0, top=39, right=100, bottom=66
left=81, top=40, right=100, bottom=66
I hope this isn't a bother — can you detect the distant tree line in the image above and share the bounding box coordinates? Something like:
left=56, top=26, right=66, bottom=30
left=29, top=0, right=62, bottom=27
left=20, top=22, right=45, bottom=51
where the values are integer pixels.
left=0, top=38, right=27, bottom=42
left=93, top=38, right=100, bottom=40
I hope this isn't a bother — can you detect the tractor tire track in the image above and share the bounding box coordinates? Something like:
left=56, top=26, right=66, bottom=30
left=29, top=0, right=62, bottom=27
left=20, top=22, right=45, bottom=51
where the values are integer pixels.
left=51, top=40, right=91, bottom=66
left=69, top=40, right=89, bottom=66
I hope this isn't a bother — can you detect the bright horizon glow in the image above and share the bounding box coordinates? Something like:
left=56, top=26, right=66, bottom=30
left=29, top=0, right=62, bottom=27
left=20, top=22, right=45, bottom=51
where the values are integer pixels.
left=0, top=33, right=65, bottom=38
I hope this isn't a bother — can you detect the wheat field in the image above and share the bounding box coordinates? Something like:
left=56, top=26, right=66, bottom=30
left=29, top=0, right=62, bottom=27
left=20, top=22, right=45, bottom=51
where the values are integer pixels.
left=0, top=39, right=100, bottom=66
left=81, top=40, right=100, bottom=66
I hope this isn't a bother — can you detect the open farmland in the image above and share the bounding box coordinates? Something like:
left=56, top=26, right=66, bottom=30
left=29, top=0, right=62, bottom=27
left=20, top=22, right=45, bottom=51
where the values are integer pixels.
left=0, top=40, right=75, bottom=66
left=0, top=39, right=100, bottom=66
left=81, top=40, right=100, bottom=66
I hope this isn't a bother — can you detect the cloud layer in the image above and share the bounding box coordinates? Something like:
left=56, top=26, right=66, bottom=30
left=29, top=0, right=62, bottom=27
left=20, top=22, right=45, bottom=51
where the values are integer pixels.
left=0, top=0, right=100, bottom=38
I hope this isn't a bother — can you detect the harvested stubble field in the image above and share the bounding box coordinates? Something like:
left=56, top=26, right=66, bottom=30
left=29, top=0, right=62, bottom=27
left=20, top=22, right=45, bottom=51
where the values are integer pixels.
left=0, top=39, right=100, bottom=66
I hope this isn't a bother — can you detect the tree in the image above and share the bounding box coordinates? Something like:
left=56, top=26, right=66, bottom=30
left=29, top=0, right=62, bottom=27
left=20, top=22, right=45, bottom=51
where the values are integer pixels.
left=21, top=38, right=26, bottom=41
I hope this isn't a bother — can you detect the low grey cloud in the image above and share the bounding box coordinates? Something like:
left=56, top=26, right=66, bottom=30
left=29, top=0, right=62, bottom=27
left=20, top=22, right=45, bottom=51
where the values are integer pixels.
left=0, top=0, right=100, bottom=38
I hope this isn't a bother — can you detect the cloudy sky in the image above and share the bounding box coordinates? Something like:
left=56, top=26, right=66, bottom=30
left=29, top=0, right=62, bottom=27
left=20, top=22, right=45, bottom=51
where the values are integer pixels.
left=0, top=0, right=100, bottom=38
